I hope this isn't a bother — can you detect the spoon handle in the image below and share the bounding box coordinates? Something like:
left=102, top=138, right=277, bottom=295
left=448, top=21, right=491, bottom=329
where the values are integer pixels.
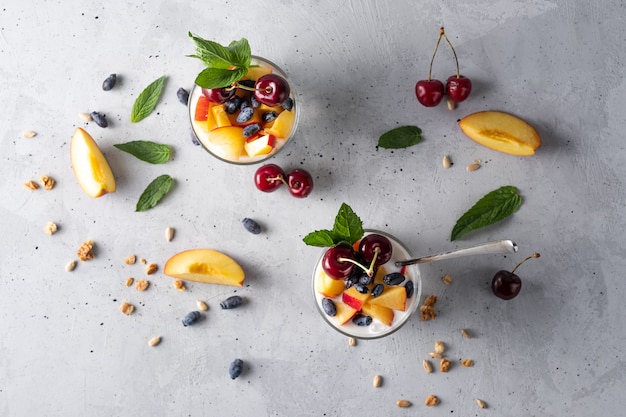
left=395, top=240, right=518, bottom=267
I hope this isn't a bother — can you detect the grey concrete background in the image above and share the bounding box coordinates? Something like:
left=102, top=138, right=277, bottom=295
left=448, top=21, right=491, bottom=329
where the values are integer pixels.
left=1, top=0, right=625, bottom=416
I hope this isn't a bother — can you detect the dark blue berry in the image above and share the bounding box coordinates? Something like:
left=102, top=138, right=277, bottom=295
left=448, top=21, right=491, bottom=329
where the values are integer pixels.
left=190, top=129, right=200, bottom=145
left=321, top=298, right=337, bottom=317
left=242, top=217, right=261, bottom=234
left=354, top=283, right=369, bottom=294
left=176, top=87, right=189, bottom=105
left=242, top=123, right=261, bottom=138
left=405, top=280, right=415, bottom=298
left=239, top=99, right=250, bottom=110
left=225, top=96, right=242, bottom=114
left=352, top=314, right=372, bottom=326
left=182, top=311, right=201, bottom=327
left=90, top=111, right=108, bottom=128
left=358, top=273, right=373, bottom=285
left=236, top=106, right=254, bottom=124
left=371, top=283, right=384, bottom=298
left=250, top=95, right=260, bottom=108
left=344, top=274, right=358, bottom=290
left=229, top=358, right=243, bottom=379
left=383, top=272, right=405, bottom=286
left=239, top=79, right=256, bottom=88
left=262, top=111, right=277, bottom=123
left=102, top=73, right=116, bottom=91
left=220, top=295, right=243, bottom=309
left=281, top=97, right=293, bottom=111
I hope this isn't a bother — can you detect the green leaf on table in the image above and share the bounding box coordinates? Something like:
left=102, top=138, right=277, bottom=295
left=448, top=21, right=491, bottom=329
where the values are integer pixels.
left=303, top=203, right=364, bottom=247
left=378, top=126, right=422, bottom=149
left=194, top=67, right=246, bottom=89
left=451, top=186, right=523, bottom=241
left=114, top=140, right=171, bottom=164
left=136, top=174, right=173, bottom=212
left=131, top=75, right=166, bottom=123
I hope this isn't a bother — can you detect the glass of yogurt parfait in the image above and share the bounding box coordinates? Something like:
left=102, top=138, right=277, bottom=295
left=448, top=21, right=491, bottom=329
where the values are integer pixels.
left=312, top=230, right=422, bottom=339
left=188, top=55, right=298, bottom=165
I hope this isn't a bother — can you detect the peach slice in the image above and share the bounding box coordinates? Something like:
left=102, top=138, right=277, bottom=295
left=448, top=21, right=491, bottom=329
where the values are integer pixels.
left=334, top=302, right=358, bottom=326
left=70, top=128, right=116, bottom=198
left=315, top=269, right=346, bottom=298
left=163, top=249, right=245, bottom=287
left=367, top=286, right=407, bottom=311
left=207, top=126, right=246, bottom=160
left=458, top=111, right=541, bottom=156
left=244, top=134, right=275, bottom=157
left=264, top=109, right=295, bottom=139
left=362, top=302, right=394, bottom=326
left=342, top=286, right=371, bottom=311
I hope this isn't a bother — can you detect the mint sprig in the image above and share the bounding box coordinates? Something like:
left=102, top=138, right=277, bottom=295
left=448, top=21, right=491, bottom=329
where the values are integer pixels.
left=136, top=174, right=173, bottom=212
left=303, top=203, right=364, bottom=247
left=378, top=126, right=422, bottom=149
left=451, top=186, right=523, bottom=241
left=188, top=33, right=251, bottom=89
left=131, top=75, right=166, bottom=123
left=114, top=140, right=171, bottom=164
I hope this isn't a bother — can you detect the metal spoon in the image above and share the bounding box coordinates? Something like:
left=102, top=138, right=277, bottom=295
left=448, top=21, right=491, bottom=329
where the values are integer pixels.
left=395, top=239, right=518, bottom=267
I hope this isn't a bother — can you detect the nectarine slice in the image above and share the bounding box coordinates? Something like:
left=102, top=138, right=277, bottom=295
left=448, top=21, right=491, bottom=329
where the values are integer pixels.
left=70, top=128, right=116, bottom=198
left=315, top=269, right=346, bottom=298
left=367, top=286, right=406, bottom=311
left=333, top=302, right=358, bottom=326
left=458, top=111, right=541, bottom=156
left=362, top=303, right=394, bottom=326
left=164, top=249, right=245, bottom=287
left=342, top=286, right=371, bottom=311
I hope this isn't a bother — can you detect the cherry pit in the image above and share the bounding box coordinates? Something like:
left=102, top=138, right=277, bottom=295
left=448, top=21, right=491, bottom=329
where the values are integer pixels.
left=254, top=164, right=313, bottom=198
left=415, top=27, right=472, bottom=108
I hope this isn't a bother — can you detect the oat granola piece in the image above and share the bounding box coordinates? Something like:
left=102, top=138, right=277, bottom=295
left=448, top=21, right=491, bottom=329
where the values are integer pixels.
left=145, top=263, right=158, bottom=275
left=39, top=175, right=55, bottom=190
left=173, top=279, right=185, bottom=291
left=135, top=279, right=149, bottom=291
left=44, top=222, right=58, bottom=235
left=420, top=305, right=437, bottom=321
left=440, top=358, right=451, bottom=372
left=441, top=273, right=452, bottom=285
left=425, top=395, right=440, bottom=406
left=461, top=359, right=474, bottom=367
left=120, top=301, right=135, bottom=315
left=24, top=180, right=39, bottom=190
left=125, top=277, right=135, bottom=287
left=424, top=294, right=437, bottom=306
left=124, top=255, right=136, bottom=265
left=77, top=240, right=95, bottom=261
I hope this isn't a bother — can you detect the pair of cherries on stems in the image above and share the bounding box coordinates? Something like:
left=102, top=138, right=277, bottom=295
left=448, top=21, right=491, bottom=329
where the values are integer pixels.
left=415, top=27, right=472, bottom=107
left=254, top=164, right=313, bottom=198
left=203, top=73, right=290, bottom=106
left=322, top=234, right=393, bottom=280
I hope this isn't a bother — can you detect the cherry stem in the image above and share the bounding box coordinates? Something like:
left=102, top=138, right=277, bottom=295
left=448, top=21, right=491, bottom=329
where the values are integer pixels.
left=338, top=247, right=380, bottom=278
left=427, top=28, right=444, bottom=81
left=511, top=252, right=541, bottom=275
left=230, top=82, right=272, bottom=94
left=440, top=28, right=461, bottom=78
left=266, top=174, right=287, bottom=186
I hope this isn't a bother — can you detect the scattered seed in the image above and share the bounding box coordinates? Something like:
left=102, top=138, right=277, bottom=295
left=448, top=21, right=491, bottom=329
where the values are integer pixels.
left=124, top=254, right=136, bottom=265
left=447, top=97, right=456, bottom=110
left=475, top=398, right=487, bottom=409
left=148, top=336, right=161, bottom=347
left=242, top=218, right=261, bottom=234
left=461, top=359, right=474, bottom=367
left=44, top=222, right=58, bottom=236
left=173, top=279, right=185, bottom=291
left=120, top=301, right=135, bottom=315
left=182, top=311, right=201, bottom=326
left=229, top=358, right=244, bottom=379
left=425, top=394, right=440, bottom=406
left=140, top=258, right=147, bottom=264
left=39, top=175, right=56, bottom=190
left=348, top=337, right=357, bottom=347
left=65, top=260, right=77, bottom=272
left=220, top=295, right=243, bottom=309
left=442, top=154, right=452, bottom=169
left=77, top=240, right=95, bottom=261
left=125, top=277, right=135, bottom=287
left=466, top=162, right=481, bottom=172
left=429, top=352, right=443, bottom=359
left=79, top=112, right=93, bottom=122
left=145, top=263, right=158, bottom=275
left=372, top=374, right=382, bottom=388
left=102, top=73, right=117, bottom=91
left=90, top=111, right=108, bottom=128
left=440, top=358, right=451, bottom=372
left=165, top=227, right=175, bottom=242
left=434, top=340, right=445, bottom=354
left=177, top=87, right=189, bottom=105
left=396, top=400, right=412, bottom=408
left=196, top=300, right=209, bottom=311
left=442, top=273, right=452, bottom=285
left=24, top=180, right=39, bottom=190
left=423, top=359, right=433, bottom=373
left=135, top=279, right=149, bottom=291
left=23, top=130, right=37, bottom=138
left=461, top=328, right=472, bottom=339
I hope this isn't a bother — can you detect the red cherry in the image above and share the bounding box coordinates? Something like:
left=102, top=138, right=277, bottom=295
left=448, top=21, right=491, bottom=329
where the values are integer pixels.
left=415, top=79, right=444, bottom=107
left=359, top=234, right=392, bottom=267
left=286, top=169, right=313, bottom=198
left=202, top=87, right=235, bottom=103
left=254, top=164, right=285, bottom=192
left=446, top=75, right=472, bottom=103
left=491, top=271, right=522, bottom=300
left=254, top=74, right=291, bottom=106
left=322, top=244, right=356, bottom=279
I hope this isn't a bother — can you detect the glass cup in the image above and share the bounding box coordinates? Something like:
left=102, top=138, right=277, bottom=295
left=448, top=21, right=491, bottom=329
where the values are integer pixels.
left=188, top=56, right=298, bottom=165
left=312, top=230, right=422, bottom=339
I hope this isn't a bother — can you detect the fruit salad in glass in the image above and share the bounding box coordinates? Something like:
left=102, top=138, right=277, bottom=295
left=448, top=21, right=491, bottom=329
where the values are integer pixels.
left=187, top=35, right=298, bottom=165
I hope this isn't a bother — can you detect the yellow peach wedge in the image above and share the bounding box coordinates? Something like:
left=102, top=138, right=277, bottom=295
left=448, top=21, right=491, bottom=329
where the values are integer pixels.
left=458, top=111, right=541, bottom=156
left=164, top=249, right=245, bottom=287
left=70, top=128, right=116, bottom=197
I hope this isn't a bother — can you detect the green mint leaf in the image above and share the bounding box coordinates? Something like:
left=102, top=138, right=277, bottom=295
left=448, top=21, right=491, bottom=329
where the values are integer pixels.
left=227, top=38, right=251, bottom=68
left=136, top=174, right=173, bottom=212
left=302, top=229, right=337, bottom=247
left=194, top=67, right=247, bottom=89
left=114, top=141, right=171, bottom=164
left=131, top=75, right=166, bottom=123
left=188, top=32, right=235, bottom=69
left=451, top=186, right=523, bottom=241
left=378, top=126, right=422, bottom=149
left=333, top=203, right=364, bottom=245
